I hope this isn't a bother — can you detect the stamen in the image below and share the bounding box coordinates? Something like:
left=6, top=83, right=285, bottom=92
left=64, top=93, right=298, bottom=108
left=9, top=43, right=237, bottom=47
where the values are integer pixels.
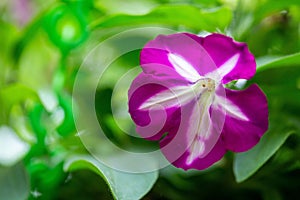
left=195, top=78, right=215, bottom=92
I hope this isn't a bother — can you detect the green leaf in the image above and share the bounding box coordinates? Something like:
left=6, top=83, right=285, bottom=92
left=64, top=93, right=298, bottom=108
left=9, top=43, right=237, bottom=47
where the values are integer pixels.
left=233, top=130, right=294, bottom=183
left=91, top=5, right=232, bottom=32
left=0, top=163, right=30, bottom=200
left=64, top=155, right=158, bottom=200
left=256, top=52, right=300, bottom=73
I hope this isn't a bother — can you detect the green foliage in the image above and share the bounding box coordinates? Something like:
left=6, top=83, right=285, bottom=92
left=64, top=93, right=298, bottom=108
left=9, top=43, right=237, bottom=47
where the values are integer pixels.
left=257, top=52, right=300, bottom=73
left=64, top=155, right=158, bottom=200
left=234, top=129, right=294, bottom=183
left=91, top=5, right=232, bottom=32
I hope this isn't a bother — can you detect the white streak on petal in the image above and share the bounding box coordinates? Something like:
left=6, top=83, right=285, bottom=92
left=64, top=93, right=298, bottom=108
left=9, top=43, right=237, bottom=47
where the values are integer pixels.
left=215, top=95, right=249, bottom=121
left=186, top=92, right=215, bottom=164
left=168, top=53, right=201, bottom=82
left=207, top=53, right=240, bottom=80
left=186, top=140, right=205, bottom=165
left=139, top=85, right=198, bottom=110
left=218, top=53, right=240, bottom=77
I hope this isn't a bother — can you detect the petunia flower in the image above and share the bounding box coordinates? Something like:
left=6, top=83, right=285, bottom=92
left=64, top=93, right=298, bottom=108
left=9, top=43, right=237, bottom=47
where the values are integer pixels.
left=128, top=33, right=268, bottom=170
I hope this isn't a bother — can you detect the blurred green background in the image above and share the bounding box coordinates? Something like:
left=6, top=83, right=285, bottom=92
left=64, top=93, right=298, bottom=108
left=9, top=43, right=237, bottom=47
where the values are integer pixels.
left=1, top=0, right=300, bottom=199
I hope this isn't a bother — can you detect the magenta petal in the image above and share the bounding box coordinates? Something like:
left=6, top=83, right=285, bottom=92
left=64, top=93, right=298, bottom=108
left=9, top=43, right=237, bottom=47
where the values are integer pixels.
left=173, top=139, right=226, bottom=170
left=189, top=33, right=256, bottom=83
left=128, top=73, right=183, bottom=140
left=160, top=126, right=226, bottom=170
left=140, top=33, right=217, bottom=81
left=220, top=84, right=268, bottom=152
left=158, top=99, right=226, bottom=170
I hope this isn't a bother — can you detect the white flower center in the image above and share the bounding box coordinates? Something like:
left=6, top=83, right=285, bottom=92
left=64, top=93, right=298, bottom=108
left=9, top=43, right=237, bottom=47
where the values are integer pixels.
left=193, top=78, right=216, bottom=93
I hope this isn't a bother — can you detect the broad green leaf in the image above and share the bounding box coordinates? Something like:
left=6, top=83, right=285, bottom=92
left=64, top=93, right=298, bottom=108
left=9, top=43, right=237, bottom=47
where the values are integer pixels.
left=0, top=163, right=30, bottom=200
left=91, top=5, right=232, bottom=32
left=256, top=52, right=300, bottom=73
left=64, top=155, right=158, bottom=200
left=233, top=130, right=294, bottom=183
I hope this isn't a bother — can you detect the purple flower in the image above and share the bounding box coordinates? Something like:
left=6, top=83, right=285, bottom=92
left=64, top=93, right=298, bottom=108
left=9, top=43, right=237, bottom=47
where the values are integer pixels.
left=128, top=33, right=268, bottom=170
